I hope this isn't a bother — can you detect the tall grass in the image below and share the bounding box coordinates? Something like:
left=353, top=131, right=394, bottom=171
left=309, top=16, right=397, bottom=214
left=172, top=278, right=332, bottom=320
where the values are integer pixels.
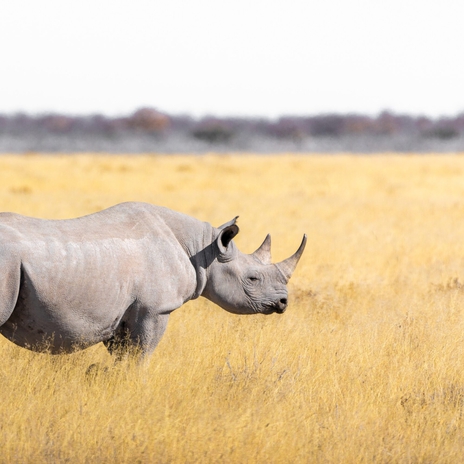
left=2, top=153, right=464, bottom=462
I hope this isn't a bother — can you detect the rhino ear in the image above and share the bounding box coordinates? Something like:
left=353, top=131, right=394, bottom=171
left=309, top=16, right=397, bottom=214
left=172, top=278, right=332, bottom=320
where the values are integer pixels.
left=218, top=216, right=239, bottom=230
left=217, top=224, right=239, bottom=255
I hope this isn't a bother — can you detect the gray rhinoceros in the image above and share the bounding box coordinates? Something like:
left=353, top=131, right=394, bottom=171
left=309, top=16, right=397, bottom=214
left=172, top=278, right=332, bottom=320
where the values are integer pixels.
left=0, top=202, right=306, bottom=358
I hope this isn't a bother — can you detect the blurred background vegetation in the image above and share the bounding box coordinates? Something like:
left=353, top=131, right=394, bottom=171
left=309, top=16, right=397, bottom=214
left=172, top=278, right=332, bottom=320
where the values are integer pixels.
left=1, top=108, right=464, bottom=153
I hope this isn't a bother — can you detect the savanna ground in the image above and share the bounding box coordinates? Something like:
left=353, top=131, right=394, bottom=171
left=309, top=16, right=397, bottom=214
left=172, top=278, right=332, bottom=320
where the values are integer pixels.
left=1, top=153, right=464, bottom=463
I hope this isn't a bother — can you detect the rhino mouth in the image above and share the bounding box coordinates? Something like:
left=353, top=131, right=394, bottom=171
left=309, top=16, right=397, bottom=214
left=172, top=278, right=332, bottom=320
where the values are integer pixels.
left=262, top=298, right=288, bottom=315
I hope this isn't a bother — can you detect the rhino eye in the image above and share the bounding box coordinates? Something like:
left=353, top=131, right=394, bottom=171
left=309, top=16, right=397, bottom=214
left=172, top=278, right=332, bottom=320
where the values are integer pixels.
left=248, top=276, right=259, bottom=282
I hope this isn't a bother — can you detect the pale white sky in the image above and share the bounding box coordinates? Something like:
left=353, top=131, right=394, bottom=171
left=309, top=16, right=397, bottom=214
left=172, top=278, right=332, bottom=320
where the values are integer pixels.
left=1, top=0, right=463, bottom=118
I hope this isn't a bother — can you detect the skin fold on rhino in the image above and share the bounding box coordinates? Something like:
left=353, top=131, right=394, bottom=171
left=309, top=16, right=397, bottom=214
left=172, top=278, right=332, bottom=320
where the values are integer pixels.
left=0, top=202, right=306, bottom=359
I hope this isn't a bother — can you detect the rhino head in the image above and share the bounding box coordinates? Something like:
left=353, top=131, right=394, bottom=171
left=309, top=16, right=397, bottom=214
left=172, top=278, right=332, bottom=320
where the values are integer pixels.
left=201, top=218, right=306, bottom=315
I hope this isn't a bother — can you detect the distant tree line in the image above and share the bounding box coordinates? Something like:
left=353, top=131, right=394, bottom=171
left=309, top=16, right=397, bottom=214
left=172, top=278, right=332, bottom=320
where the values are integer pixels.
left=2, top=108, right=464, bottom=153
left=1, top=108, right=464, bottom=142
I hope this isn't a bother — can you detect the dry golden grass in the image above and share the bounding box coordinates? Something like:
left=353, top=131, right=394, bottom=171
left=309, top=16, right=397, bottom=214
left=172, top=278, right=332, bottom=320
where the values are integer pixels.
left=2, top=153, right=464, bottom=462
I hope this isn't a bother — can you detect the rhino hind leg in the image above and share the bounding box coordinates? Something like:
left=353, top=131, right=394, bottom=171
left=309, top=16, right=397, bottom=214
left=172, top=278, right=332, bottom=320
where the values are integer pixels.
left=103, top=324, right=137, bottom=360
left=103, top=309, right=170, bottom=360
left=0, top=256, right=21, bottom=327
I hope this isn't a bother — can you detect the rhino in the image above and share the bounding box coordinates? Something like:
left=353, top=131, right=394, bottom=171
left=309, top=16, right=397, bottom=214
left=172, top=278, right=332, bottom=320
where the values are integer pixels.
left=0, top=202, right=306, bottom=359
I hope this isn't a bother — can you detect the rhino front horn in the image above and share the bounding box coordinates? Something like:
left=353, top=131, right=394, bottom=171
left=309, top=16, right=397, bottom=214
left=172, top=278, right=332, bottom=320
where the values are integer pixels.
left=276, top=234, right=307, bottom=282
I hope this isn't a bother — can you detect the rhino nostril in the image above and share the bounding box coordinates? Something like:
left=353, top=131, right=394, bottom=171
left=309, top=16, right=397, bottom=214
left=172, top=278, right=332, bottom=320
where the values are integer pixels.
left=280, top=298, right=288, bottom=307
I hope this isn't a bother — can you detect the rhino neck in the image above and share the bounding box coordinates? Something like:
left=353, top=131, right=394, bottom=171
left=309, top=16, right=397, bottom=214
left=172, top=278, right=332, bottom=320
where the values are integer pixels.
left=149, top=206, right=218, bottom=301
left=186, top=225, right=218, bottom=300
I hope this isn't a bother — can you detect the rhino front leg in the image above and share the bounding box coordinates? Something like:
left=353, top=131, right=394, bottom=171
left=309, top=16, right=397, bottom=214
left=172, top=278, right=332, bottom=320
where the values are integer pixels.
left=103, top=311, right=170, bottom=361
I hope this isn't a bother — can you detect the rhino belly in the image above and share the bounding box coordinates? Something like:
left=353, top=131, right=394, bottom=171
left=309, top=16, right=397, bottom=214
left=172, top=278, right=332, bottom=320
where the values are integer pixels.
left=0, top=275, right=132, bottom=354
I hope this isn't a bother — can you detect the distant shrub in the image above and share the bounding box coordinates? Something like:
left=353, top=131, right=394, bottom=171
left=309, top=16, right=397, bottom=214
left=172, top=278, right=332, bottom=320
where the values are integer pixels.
left=310, top=115, right=345, bottom=137
left=127, top=108, right=170, bottom=133
left=191, top=121, right=233, bottom=143
left=424, top=127, right=459, bottom=139
left=41, top=115, right=74, bottom=133
left=373, top=111, right=401, bottom=135
left=268, top=118, right=305, bottom=140
left=423, top=116, right=461, bottom=139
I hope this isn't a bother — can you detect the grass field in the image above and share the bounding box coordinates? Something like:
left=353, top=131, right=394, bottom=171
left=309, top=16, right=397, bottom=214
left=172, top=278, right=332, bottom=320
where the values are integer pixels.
left=2, top=153, right=464, bottom=463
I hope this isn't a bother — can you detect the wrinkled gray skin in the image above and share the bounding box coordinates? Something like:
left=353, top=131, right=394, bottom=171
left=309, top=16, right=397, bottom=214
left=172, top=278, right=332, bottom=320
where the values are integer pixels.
left=0, top=202, right=306, bottom=359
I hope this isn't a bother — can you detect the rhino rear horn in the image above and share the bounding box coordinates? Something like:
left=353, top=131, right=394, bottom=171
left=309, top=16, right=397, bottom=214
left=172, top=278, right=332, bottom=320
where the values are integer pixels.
left=276, top=234, right=307, bottom=282
left=252, top=234, right=272, bottom=264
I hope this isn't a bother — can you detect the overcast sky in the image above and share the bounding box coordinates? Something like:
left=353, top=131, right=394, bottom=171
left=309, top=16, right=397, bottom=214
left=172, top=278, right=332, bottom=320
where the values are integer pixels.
left=1, top=0, right=463, bottom=118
